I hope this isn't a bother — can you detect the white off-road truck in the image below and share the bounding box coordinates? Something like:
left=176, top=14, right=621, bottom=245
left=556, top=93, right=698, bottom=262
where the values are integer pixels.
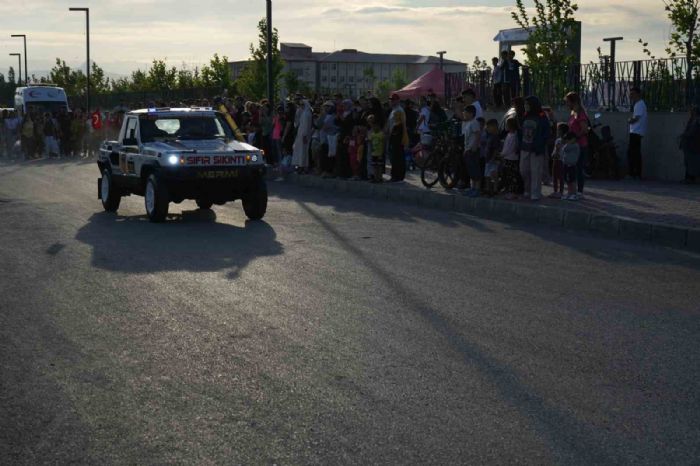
left=96, top=107, right=267, bottom=222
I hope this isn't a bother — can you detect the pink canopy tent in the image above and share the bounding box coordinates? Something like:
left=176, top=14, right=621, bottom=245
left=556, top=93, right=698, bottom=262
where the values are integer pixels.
left=393, top=67, right=445, bottom=100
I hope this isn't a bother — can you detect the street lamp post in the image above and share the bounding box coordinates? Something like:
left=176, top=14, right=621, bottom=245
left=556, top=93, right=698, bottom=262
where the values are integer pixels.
left=10, top=34, right=27, bottom=84
left=266, top=0, right=274, bottom=106
left=9, top=53, right=21, bottom=87
left=603, top=37, right=623, bottom=111
left=69, top=7, right=90, bottom=111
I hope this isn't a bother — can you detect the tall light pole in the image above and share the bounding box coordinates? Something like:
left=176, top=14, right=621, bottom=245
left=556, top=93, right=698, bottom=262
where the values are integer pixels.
left=603, top=37, right=623, bottom=111
left=266, top=0, right=274, bottom=105
left=9, top=53, right=21, bottom=86
left=69, top=7, right=90, bottom=111
left=10, top=34, right=27, bottom=84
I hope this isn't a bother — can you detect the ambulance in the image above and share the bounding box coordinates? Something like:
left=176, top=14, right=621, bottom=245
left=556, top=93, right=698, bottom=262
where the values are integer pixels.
left=14, top=85, right=70, bottom=116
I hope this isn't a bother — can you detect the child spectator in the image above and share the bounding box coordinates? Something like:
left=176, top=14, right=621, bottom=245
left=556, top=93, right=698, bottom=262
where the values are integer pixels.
left=501, top=117, right=520, bottom=200
left=462, top=105, right=482, bottom=197
left=367, top=115, right=385, bottom=183
left=562, top=131, right=581, bottom=201
left=482, top=119, right=501, bottom=196
left=549, top=123, right=568, bottom=199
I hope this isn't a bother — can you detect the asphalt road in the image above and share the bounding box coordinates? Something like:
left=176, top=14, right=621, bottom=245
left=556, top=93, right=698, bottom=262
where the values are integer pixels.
left=1, top=159, right=699, bottom=465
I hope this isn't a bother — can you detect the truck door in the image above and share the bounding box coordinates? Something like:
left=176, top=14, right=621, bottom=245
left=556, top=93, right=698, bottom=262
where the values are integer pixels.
left=119, top=117, right=139, bottom=176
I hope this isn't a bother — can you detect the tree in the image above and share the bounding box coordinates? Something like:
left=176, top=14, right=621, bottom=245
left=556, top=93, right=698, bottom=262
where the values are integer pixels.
left=48, top=58, right=87, bottom=96
left=0, top=71, right=16, bottom=105
left=512, top=0, right=578, bottom=68
left=471, top=56, right=492, bottom=72
left=148, top=59, right=178, bottom=92
left=389, top=68, right=408, bottom=91
left=90, top=61, right=110, bottom=94
left=110, top=77, right=132, bottom=93
left=281, top=70, right=301, bottom=96
left=8, top=67, right=16, bottom=84
left=235, top=18, right=285, bottom=100
left=201, top=53, right=233, bottom=90
left=130, top=69, right=150, bottom=92
left=512, top=0, right=578, bottom=102
left=176, top=64, right=202, bottom=89
left=664, top=0, right=700, bottom=101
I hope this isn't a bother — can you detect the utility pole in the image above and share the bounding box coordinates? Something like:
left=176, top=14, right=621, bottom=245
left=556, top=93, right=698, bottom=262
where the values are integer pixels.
left=266, top=0, right=274, bottom=106
left=10, top=35, right=28, bottom=84
left=69, top=7, right=90, bottom=111
left=9, top=53, right=21, bottom=86
left=603, top=37, right=623, bottom=111
left=437, top=51, right=447, bottom=70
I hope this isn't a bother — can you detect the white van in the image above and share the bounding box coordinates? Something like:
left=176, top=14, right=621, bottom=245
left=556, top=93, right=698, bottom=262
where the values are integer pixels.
left=14, top=85, right=70, bottom=116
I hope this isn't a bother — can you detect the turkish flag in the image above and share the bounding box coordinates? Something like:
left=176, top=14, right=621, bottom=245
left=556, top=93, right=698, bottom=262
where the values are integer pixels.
left=91, top=110, right=103, bottom=130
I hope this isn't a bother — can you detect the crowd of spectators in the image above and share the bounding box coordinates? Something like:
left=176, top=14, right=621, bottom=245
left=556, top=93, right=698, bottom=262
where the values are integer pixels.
left=0, top=106, right=123, bottom=160
left=3, top=83, right=698, bottom=189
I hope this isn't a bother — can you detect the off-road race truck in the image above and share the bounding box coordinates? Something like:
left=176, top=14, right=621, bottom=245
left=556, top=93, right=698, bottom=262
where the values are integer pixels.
left=96, top=107, right=267, bottom=222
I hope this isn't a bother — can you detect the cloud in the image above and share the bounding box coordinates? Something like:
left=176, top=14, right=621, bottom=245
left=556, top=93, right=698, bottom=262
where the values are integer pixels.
left=0, top=0, right=671, bottom=79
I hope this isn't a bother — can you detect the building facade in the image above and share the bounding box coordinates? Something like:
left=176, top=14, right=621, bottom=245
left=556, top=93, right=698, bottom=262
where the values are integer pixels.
left=229, top=43, right=467, bottom=97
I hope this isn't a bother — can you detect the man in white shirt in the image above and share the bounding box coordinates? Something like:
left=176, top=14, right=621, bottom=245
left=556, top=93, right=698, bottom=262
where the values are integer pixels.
left=628, top=86, right=647, bottom=179
left=461, top=89, right=483, bottom=119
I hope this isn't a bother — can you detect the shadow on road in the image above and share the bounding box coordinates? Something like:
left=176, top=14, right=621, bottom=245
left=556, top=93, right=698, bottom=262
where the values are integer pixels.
left=271, top=183, right=493, bottom=232
left=75, top=209, right=283, bottom=277
left=296, top=199, right=653, bottom=465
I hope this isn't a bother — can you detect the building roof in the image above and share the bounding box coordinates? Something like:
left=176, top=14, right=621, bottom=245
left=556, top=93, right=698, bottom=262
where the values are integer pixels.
left=319, top=50, right=465, bottom=65
left=231, top=44, right=466, bottom=66
left=281, top=42, right=311, bottom=49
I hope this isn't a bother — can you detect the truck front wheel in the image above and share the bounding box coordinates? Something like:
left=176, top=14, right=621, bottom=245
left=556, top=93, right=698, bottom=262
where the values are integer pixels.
left=145, top=174, right=169, bottom=223
left=242, top=179, right=268, bottom=220
left=100, top=169, right=121, bottom=212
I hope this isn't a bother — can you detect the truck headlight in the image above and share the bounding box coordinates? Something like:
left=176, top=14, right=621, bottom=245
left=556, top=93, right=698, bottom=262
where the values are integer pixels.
left=251, top=154, right=258, bottom=162
left=168, top=155, right=179, bottom=165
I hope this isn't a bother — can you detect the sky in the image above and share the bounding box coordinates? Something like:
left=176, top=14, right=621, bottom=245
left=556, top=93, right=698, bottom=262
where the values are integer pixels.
left=0, top=0, right=672, bottom=80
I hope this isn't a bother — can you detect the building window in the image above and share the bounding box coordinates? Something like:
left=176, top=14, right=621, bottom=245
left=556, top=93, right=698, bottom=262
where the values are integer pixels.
left=321, top=63, right=327, bottom=70
left=349, top=76, right=354, bottom=83
left=332, top=63, right=337, bottom=70
left=331, top=76, right=336, bottom=82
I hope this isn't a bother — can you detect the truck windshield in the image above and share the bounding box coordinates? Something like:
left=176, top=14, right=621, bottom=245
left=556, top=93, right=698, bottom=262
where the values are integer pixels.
left=139, top=114, right=234, bottom=142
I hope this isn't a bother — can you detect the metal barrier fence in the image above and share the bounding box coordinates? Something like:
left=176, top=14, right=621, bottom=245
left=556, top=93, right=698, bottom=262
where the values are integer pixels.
left=446, top=58, right=699, bottom=112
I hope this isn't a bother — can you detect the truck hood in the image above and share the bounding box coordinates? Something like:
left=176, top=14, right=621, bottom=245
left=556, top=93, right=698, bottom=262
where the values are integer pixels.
left=144, top=139, right=259, bottom=153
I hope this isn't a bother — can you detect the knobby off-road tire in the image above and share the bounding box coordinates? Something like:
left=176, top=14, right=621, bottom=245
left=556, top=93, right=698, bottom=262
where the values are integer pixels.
left=100, top=168, right=121, bottom=212
left=242, top=179, right=268, bottom=220
left=145, top=173, right=169, bottom=223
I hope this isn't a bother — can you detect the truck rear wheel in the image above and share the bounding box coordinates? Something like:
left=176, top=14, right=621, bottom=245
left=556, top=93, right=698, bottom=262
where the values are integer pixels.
left=100, top=169, right=121, bottom=212
left=242, top=179, right=268, bottom=220
left=145, top=174, right=169, bottom=223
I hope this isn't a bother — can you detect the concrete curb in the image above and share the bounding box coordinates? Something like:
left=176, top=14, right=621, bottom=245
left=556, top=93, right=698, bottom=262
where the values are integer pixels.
left=280, top=173, right=700, bottom=253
